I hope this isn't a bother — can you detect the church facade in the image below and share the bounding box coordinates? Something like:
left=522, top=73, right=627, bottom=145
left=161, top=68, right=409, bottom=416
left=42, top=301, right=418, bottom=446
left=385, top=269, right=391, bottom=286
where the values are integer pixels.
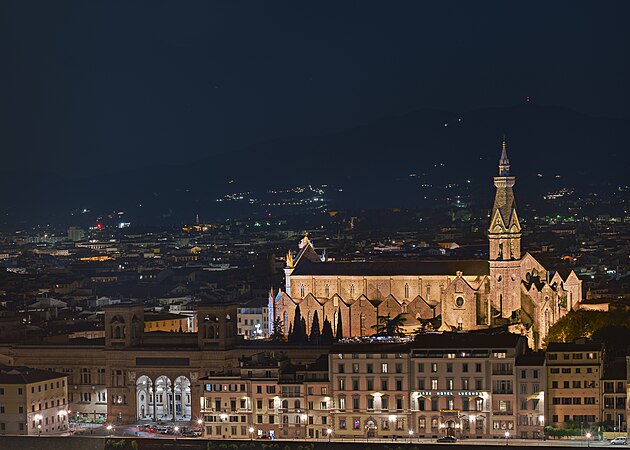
left=272, top=141, right=582, bottom=348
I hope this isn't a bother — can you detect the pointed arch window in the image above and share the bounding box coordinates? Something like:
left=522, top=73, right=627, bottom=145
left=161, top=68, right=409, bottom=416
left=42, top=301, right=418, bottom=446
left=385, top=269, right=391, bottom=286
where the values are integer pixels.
left=404, top=283, right=409, bottom=299
left=544, top=309, right=550, bottom=335
left=300, top=284, right=305, bottom=298
left=350, top=284, right=355, bottom=299
left=359, top=313, right=365, bottom=336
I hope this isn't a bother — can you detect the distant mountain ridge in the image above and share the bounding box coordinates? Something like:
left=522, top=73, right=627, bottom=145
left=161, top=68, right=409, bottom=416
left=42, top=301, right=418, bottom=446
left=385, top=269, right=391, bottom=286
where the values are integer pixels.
left=0, top=104, right=627, bottom=228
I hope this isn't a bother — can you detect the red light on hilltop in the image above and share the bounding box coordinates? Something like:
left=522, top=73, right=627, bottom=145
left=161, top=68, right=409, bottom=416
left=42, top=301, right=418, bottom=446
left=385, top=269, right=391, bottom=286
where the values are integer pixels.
left=96, top=223, right=102, bottom=230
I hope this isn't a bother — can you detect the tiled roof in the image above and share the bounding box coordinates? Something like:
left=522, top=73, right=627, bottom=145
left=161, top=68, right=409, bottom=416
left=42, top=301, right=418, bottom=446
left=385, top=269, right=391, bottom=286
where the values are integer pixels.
left=0, top=366, right=66, bottom=385
left=291, top=259, right=489, bottom=276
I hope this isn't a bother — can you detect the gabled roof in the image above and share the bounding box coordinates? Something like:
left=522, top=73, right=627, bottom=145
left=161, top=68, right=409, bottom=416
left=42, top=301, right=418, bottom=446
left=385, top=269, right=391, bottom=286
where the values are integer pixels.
left=293, top=238, right=321, bottom=268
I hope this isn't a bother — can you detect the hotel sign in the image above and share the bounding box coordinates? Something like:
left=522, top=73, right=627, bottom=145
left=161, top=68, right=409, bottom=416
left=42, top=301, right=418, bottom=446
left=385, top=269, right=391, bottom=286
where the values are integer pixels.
left=416, top=391, right=482, bottom=396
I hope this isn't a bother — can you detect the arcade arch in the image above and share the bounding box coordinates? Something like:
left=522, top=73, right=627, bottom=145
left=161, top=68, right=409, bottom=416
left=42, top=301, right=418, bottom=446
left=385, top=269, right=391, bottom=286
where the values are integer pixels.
left=135, top=374, right=191, bottom=421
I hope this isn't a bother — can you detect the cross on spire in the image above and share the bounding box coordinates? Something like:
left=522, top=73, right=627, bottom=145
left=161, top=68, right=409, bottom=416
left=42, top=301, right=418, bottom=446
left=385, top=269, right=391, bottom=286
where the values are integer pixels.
left=499, top=136, right=510, bottom=176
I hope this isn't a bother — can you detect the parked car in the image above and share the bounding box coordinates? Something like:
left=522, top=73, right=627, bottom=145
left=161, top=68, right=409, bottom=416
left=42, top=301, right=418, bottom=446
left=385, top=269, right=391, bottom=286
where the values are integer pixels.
left=611, top=437, right=627, bottom=445
left=437, top=436, right=457, bottom=443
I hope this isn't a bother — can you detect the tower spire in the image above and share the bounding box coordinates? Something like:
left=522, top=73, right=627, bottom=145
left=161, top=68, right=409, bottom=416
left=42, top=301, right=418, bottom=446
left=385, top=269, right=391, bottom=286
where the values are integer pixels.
left=499, top=136, right=510, bottom=176
left=489, top=136, right=520, bottom=261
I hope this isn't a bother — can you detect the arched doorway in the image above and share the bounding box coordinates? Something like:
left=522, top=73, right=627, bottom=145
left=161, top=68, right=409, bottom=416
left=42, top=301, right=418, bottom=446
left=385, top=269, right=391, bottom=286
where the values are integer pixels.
left=136, top=375, right=154, bottom=420
left=446, top=420, right=456, bottom=437
left=365, top=418, right=377, bottom=438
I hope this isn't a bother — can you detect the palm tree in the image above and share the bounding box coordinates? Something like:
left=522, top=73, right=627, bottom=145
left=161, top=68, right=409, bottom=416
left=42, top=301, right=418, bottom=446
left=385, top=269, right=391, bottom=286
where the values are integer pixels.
left=372, top=313, right=406, bottom=336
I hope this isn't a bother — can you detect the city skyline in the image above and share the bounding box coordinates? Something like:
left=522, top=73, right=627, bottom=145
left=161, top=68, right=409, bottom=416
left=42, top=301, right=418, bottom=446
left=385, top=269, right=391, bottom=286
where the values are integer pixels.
left=0, top=1, right=627, bottom=448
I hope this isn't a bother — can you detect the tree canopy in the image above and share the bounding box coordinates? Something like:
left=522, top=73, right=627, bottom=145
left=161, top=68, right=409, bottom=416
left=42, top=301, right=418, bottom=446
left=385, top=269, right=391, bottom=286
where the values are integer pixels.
left=544, top=309, right=630, bottom=349
left=271, top=317, right=285, bottom=342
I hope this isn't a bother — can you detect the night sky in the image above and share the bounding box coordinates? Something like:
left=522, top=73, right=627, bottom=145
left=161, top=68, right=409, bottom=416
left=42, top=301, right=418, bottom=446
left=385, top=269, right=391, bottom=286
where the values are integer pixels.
left=1, top=1, right=628, bottom=174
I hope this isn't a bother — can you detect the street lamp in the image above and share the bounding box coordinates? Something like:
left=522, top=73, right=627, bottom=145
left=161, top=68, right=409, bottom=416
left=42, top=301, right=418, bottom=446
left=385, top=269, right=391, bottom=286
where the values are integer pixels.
left=249, top=426, right=255, bottom=440
left=504, top=431, right=510, bottom=446
left=174, top=425, right=179, bottom=441
left=106, top=424, right=113, bottom=436
left=326, top=428, right=332, bottom=442
left=408, top=429, right=414, bottom=443
left=585, top=432, right=592, bottom=447
left=34, top=414, right=43, bottom=437
left=58, top=409, right=68, bottom=430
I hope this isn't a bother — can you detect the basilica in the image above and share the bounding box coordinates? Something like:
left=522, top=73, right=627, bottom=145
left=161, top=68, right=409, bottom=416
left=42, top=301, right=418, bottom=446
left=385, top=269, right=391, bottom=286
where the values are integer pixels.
left=272, top=140, right=582, bottom=348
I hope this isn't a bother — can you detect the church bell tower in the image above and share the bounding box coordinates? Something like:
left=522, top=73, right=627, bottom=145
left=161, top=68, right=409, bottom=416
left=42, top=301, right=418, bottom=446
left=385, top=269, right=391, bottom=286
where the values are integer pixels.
left=488, top=138, right=522, bottom=320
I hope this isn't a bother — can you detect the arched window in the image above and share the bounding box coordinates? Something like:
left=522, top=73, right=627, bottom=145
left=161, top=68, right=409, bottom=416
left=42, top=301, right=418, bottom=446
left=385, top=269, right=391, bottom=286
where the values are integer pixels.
left=282, top=400, right=288, bottom=409
left=114, top=326, right=121, bottom=339
left=300, top=284, right=305, bottom=298
left=324, top=284, right=330, bottom=297
left=350, top=284, right=355, bottom=298
left=404, top=283, right=409, bottom=299
left=294, top=399, right=301, bottom=409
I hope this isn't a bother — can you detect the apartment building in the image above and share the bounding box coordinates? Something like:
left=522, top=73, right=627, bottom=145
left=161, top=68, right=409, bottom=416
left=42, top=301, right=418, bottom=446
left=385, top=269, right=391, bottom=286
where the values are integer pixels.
left=328, top=332, right=529, bottom=439
left=410, top=333, right=527, bottom=439
left=237, top=304, right=269, bottom=340
left=330, top=342, right=411, bottom=439
left=0, top=365, right=68, bottom=435
left=516, top=352, right=545, bottom=439
left=200, top=353, right=330, bottom=439
left=602, top=359, right=626, bottom=432
left=545, top=342, right=604, bottom=429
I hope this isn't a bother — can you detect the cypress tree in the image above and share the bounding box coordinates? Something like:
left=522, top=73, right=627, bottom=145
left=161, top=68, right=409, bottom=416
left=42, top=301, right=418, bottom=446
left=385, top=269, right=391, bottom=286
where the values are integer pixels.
left=310, top=311, right=321, bottom=344
left=300, top=317, right=308, bottom=343
left=289, top=306, right=303, bottom=343
left=321, top=318, right=333, bottom=344
left=335, top=308, right=343, bottom=340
